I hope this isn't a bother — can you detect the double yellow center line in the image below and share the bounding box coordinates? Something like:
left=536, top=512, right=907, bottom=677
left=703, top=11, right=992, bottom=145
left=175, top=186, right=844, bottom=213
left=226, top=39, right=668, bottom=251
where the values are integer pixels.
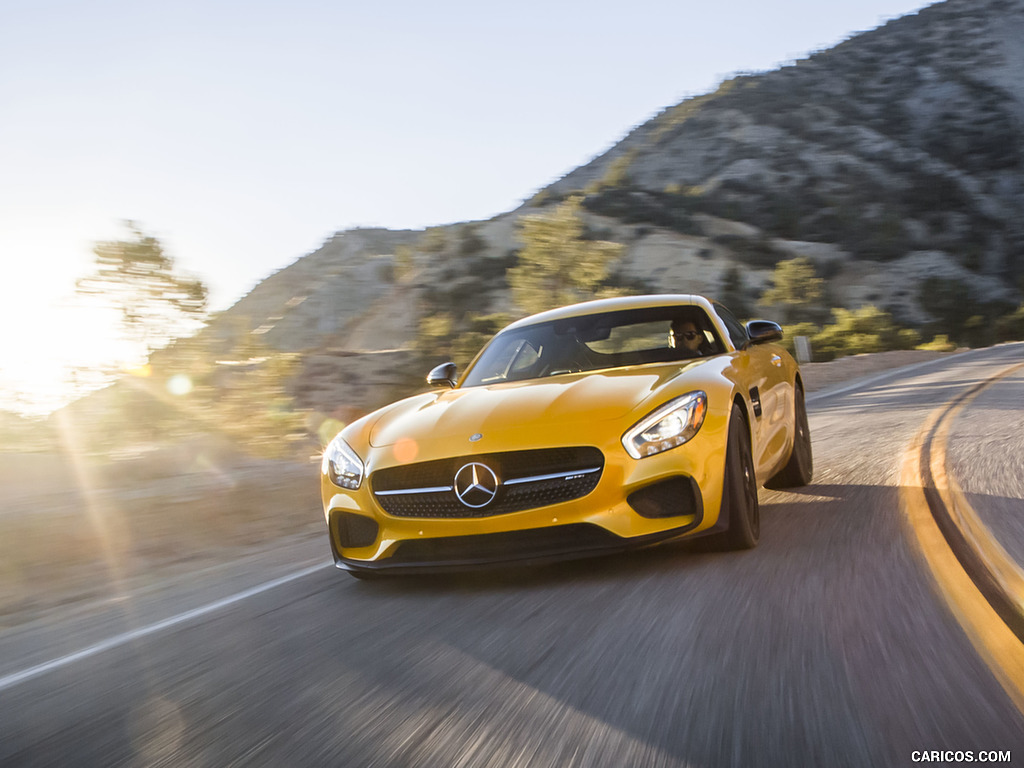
left=900, top=361, right=1024, bottom=713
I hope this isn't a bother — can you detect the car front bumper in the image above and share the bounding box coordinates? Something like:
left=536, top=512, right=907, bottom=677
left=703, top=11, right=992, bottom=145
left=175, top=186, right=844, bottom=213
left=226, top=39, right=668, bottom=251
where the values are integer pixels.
left=320, top=411, right=730, bottom=573
left=327, top=512, right=708, bottom=576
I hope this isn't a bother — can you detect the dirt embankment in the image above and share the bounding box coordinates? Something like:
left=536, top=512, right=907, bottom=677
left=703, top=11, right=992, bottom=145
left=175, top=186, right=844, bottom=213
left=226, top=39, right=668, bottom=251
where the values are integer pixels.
left=799, top=349, right=957, bottom=392
left=0, top=442, right=322, bottom=630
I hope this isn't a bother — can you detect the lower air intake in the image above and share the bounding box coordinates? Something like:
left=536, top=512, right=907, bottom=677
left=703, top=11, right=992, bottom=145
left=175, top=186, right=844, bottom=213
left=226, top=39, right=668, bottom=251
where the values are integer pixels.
left=333, top=512, right=379, bottom=549
left=627, top=476, right=703, bottom=519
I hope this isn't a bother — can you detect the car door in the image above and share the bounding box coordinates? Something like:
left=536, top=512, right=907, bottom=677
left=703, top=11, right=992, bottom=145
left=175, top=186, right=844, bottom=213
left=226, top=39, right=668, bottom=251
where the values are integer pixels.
left=743, top=339, right=792, bottom=476
left=713, top=304, right=790, bottom=480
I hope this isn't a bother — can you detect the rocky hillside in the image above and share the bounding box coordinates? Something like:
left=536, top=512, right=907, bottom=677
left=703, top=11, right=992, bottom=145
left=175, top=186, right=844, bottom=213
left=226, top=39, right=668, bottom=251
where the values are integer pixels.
left=202, top=0, right=1024, bottom=419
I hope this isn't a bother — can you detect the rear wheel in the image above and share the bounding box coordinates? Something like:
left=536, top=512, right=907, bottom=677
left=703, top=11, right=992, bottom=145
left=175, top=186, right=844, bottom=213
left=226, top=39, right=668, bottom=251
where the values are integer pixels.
left=716, top=403, right=759, bottom=550
left=766, top=384, right=813, bottom=489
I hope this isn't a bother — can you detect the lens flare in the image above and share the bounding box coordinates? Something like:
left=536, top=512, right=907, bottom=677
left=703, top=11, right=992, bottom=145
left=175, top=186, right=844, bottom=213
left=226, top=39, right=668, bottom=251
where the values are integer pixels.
left=318, top=418, right=345, bottom=447
left=166, top=374, right=192, bottom=396
left=394, top=437, right=418, bottom=463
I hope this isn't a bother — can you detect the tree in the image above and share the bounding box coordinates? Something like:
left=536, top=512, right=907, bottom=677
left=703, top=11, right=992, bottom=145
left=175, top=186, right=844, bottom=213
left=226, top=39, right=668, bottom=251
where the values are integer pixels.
left=76, top=222, right=207, bottom=356
left=759, top=256, right=825, bottom=324
left=507, top=196, right=625, bottom=314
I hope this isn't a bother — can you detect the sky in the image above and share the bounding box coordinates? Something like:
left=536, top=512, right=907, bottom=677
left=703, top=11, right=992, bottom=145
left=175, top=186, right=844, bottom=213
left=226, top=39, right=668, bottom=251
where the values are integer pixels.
left=0, top=0, right=936, bottom=414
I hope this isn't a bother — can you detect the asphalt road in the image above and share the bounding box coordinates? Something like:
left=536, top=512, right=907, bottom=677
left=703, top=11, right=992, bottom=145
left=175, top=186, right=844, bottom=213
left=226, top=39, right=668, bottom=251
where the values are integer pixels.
left=946, top=363, right=1024, bottom=571
left=3, top=344, right=1024, bottom=767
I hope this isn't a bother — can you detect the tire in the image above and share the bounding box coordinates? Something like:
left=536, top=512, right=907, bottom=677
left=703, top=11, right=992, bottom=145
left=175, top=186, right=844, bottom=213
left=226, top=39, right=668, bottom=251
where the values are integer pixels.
left=717, top=403, right=760, bottom=550
left=765, top=384, right=813, bottom=489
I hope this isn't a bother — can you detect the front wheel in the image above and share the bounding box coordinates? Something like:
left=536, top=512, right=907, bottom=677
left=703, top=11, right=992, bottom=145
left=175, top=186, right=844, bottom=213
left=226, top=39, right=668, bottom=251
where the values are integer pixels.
left=716, top=403, right=760, bottom=550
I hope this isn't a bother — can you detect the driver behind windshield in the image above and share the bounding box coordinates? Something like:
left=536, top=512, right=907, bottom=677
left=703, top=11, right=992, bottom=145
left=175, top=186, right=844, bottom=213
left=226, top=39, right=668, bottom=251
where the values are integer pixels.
left=669, top=319, right=704, bottom=357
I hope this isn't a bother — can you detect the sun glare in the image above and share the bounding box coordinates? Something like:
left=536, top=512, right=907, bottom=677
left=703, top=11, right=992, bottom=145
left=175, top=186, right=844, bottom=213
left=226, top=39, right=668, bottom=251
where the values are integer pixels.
left=0, top=294, right=138, bottom=416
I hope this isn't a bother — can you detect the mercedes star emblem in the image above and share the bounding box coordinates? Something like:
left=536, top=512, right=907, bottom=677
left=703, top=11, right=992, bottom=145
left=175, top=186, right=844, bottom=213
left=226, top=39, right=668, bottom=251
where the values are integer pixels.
left=454, top=462, right=499, bottom=508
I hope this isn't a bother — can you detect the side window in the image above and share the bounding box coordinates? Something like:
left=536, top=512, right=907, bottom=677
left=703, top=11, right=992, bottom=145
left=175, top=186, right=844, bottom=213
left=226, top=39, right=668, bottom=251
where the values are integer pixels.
left=714, top=303, right=749, bottom=350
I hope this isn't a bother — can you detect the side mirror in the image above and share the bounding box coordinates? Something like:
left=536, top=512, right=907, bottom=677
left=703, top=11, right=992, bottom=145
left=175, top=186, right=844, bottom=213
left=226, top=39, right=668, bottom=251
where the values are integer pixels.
left=427, top=362, right=458, bottom=388
left=745, top=320, right=783, bottom=345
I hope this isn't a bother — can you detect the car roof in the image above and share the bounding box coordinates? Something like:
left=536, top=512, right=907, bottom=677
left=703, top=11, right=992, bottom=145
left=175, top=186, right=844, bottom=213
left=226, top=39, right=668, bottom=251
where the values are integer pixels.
left=503, top=294, right=719, bottom=331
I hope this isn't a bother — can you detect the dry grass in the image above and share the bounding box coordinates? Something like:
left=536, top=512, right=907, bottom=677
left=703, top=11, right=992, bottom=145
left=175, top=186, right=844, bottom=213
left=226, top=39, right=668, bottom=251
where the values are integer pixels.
left=0, top=444, right=322, bottom=628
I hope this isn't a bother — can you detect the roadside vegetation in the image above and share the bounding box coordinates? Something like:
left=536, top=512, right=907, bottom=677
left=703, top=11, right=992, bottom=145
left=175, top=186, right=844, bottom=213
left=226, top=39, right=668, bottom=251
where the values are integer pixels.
left=63, top=225, right=308, bottom=460
left=760, top=256, right=1024, bottom=361
left=416, top=196, right=641, bottom=372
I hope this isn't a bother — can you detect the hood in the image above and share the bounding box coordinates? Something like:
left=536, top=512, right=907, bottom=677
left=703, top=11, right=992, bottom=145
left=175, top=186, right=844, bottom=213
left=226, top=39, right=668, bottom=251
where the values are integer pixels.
left=368, top=363, right=703, bottom=448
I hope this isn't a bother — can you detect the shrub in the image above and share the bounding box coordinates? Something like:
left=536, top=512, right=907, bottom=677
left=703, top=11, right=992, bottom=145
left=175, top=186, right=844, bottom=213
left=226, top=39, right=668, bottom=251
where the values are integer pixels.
left=394, top=245, right=414, bottom=280
left=374, top=260, right=395, bottom=283
left=917, top=334, right=957, bottom=352
left=418, top=228, right=448, bottom=254
left=897, top=328, right=923, bottom=349
left=601, top=153, right=635, bottom=188
left=721, top=235, right=789, bottom=269
left=994, top=305, right=1024, bottom=342
left=582, top=187, right=700, bottom=235
left=780, top=306, right=920, bottom=361
left=459, top=225, right=487, bottom=257
left=811, top=306, right=909, bottom=360
left=759, top=257, right=826, bottom=323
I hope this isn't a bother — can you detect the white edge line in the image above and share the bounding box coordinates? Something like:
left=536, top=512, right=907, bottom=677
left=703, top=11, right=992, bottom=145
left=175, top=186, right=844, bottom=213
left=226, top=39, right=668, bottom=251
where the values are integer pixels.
left=0, top=561, right=330, bottom=693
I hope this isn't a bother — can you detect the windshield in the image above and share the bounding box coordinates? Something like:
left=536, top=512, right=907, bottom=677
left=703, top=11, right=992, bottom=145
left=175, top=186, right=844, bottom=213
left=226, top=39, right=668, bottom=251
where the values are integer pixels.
left=461, top=306, right=725, bottom=387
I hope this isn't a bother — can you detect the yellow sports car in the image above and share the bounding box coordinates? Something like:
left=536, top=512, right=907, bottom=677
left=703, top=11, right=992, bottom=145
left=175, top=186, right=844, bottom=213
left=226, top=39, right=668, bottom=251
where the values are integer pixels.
left=320, top=295, right=811, bottom=578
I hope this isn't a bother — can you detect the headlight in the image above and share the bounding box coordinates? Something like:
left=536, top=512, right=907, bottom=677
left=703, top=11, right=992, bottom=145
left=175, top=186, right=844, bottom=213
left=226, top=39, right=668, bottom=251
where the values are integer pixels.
left=321, top=435, right=365, bottom=490
left=622, top=391, right=707, bottom=459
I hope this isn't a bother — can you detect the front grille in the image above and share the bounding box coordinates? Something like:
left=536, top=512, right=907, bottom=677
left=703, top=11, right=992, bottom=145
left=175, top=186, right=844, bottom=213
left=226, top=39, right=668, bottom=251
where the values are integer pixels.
left=371, top=446, right=604, bottom=518
left=387, top=524, right=621, bottom=564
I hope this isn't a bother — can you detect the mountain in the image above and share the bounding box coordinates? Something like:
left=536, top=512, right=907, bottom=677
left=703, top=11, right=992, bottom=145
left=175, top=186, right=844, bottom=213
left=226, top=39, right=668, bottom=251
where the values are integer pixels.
left=164, top=0, right=1024, bottom=421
